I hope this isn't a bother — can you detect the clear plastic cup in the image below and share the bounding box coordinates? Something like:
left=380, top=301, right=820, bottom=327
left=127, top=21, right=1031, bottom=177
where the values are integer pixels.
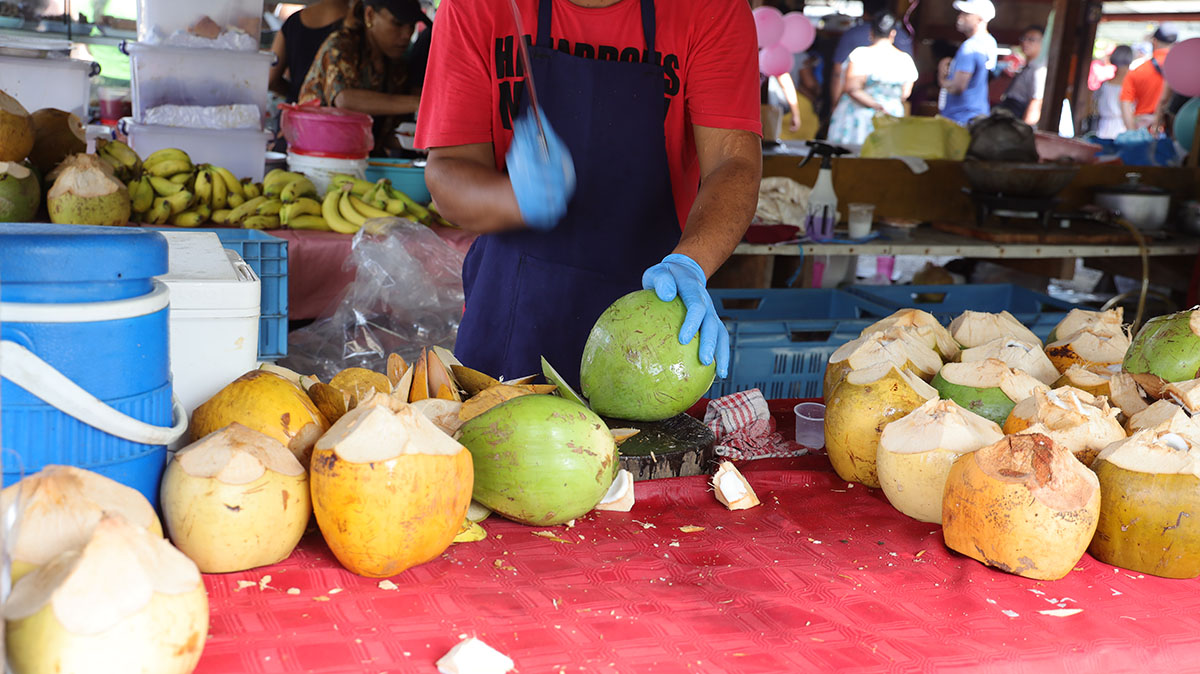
left=794, top=402, right=826, bottom=448
left=848, top=203, right=875, bottom=239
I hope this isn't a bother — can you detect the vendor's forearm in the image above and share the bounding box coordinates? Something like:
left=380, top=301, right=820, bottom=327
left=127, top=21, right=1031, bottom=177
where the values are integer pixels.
left=334, top=89, right=420, bottom=117
left=426, top=151, right=525, bottom=234
left=673, top=132, right=762, bottom=276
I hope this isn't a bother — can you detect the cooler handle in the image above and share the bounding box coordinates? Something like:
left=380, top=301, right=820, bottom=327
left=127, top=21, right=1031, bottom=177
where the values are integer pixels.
left=0, top=341, right=188, bottom=446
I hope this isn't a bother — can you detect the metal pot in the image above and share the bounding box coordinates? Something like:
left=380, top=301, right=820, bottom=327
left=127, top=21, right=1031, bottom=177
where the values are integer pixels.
left=1093, top=172, right=1170, bottom=231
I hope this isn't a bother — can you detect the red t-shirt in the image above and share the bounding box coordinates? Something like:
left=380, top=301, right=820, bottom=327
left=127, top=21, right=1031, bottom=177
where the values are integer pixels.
left=1119, top=48, right=1169, bottom=116
left=415, top=0, right=762, bottom=228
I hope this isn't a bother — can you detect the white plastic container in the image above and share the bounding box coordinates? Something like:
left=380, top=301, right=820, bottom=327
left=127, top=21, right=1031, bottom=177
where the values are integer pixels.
left=124, top=42, right=273, bottom=125
left=123, top=120, right=272, bottom=182
left=0, top=53, right=99, bottom=118
left=136, top=0, right=263, bottom=50
left=287, top=151, right=368, bottom=197
left=156, top=231, right=261, bottom=434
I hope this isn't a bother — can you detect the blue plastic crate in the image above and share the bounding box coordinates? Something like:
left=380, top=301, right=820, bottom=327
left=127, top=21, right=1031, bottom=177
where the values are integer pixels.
left=844, top=284, right=1081, bottom=331
left=153, top=228, right=288, bottom=361
left=712, top=288, right=894, bottom=322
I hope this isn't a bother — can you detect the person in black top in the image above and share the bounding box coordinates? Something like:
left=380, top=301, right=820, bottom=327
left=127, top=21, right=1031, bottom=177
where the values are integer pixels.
left=270, top=0, right=351, bottom=103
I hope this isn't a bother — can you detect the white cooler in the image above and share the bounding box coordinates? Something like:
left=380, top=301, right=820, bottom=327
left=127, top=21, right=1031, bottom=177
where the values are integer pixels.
left=156, top=231, right=261, bottom=442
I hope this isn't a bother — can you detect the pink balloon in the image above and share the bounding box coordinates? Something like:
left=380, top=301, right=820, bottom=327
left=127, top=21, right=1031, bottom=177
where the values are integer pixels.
left=778, top=12, right=815, bottom=53
left=1163, top=38, right=1200, bottom=97
left=753, top=6, right=785, bottom=48
left=759, top=44, right=792, bottom=77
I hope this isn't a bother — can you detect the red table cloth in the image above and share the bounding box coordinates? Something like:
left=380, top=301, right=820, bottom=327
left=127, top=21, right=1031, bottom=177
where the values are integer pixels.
left=195, top=401, right=1200, bottom=673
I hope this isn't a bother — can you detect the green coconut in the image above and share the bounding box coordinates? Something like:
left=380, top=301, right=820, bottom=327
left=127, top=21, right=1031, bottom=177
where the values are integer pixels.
left=1123, top=310, right=1200, bottom=397
left=456, top=394, right=617, bottom=526
left=47, top=153, right=130, bottom=227
left=1090, top=430, right=1200, bottom=578
left=932, top=358, right=1045, bottom=426
left=580, top=290, right=715, bottom=422
left=0, top=160, right=39, bottom=221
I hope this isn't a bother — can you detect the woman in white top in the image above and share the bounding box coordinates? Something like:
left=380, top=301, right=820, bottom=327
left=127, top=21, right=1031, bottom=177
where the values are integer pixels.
left=1094, top=45, right=1133, bottom=140
left=827, top=12, right=918, bottom=146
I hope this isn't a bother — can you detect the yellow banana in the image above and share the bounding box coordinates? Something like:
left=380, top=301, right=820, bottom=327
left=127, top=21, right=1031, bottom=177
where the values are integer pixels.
left=242, top=214, right=281, bottom=230
left=227, top=195, right=268, bottom=224
left=338, top=191, right=367, bottom=227
left=210, top=168, right=227, bottom=210
left=242, top=180, right=261, bottom=199
left=143, top=148, right=191, bottom=169
left=211, top=209, right=234, bottom=225
left=226, top=192, right=246, bottom=208
left=145, top=158, right=193, bottom=178
left=168, top=172, right=193, bottom=186
left=256, top=198, right=284, bottom=217
left=279, top=177, right=317, bottom=203
left=348, top=194, right=391, bottom=221
left=209, top=165, right=244, bottom=200
left=390, top=187, right=431, bottom=222
left=285, top=214, right=330, bottom=231
left=148, top=176, right=183, bottom=196
left=130, top=177, right=155, bottom=213
left=194, top=168, right=212, bottom=207
left=147, top=197, right=172, bottom=225
left=163, top=190, right=194, bottom=215
left=322, top=188, right=360, bottom=234
left=263, top=170, right=306, bottom=197
left=280, top=198, right=322, bottom=225
left=384, top=199, right=406, bottom=216
left=329, top=173, right=375, bottom=197
left=171, top=203, right=210, bottom=227
left=98, top=139, right=141, bottom=170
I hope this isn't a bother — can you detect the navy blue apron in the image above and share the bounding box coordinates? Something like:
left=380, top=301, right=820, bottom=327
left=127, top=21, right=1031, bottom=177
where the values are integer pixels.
left=455, top=0, right=681, bottom=386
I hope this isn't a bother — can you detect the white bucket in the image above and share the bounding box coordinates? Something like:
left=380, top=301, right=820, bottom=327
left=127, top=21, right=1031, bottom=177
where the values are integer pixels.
left=287, top=151, right=368, bottom=197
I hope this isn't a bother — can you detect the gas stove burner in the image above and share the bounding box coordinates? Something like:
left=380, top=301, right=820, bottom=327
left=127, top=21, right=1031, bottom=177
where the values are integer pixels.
left=966, top=190, right=1061, bottom=229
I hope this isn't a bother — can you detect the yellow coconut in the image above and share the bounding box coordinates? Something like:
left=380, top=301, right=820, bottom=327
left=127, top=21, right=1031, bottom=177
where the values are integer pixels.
left=1010, top=387, right=1126, bottom=465
left=160, top=423, right=309, bottom=573
left=1047, top=307, right=1124, bottom=344
left=1163, top=378, right=1200, bottom=414
left=960, top=337, right=1059, bottom=385
left=1090, top=430, right=1200, bottom=578
left=942, top=433, right=1100, bottom=580
left=46, top=153, right=131, bottom=227
left=823, top=327, right=942, bottom=397
left=328, top=367, right=392, bottom=405
left=825, top=363, right=938, bottom=488
left=310, top=393, right=473, bottom=578
left=1052, top=363, right=1119, bottom=399
left=876, top=398, right=1004, bottom=523
left=0, top=89, right=35, bottom=162
left=1044, top=326, right=1131, bottom=374
left=4, top=515, right=208, bottom=674
left=1109, top=371, right=1151, bottom=418
left=1126, top=400, right=1200, bottom=443
left=28, top=108, right=86, bottom=175
left=1, top=466, right=162, bottom=583
left=860, top=308, right=960, bottom=361
left=190, top=370, right=330, bottom=468
left=948, top=310, right=1042, bottom=348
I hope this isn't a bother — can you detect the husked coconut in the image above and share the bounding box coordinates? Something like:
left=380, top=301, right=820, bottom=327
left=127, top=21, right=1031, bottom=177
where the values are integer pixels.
left=311, top=392, right=473, bottom=577
left=823, top=327, right=942, bottom=396
left=4, top=515, right=208, bottom=674
left=1127, top=400, right=1200, bottom=443
left=877, top=399, right=1004, bottom=523
left=0, top=89, right=34, bottom=162
left=1048, top=307, right=1123, bottom=343
left=948, top=310, right=1042, bottom=348
left=595, top=469, right=636, bottom=512
left=711, top=461, right=760, bottom=510
left=942, top=433, right=1100, bottom=580
left=961, top=338, right=1059, bottom=385
left=1011, top=385, right=1127, bottom=465
left=1123, top=310, right=1200, bottom=397
left=1109, top=371, right=1151, bottom=417
left=1164, top=378, right=1200, bottom=414
left=825, top=363, right=938, bottom=488
left=1044, top=327, right=1131, bottom=374
left=0, top=160, right=39, bottom=222
left=1, top=465, right=162, bottom=583
left=860, top=308, right=960, bottom=361
left=1053, top=363, right=1119, bottom=399
left=1091, top=430, right=1200, bottom=578
left=932, top=358, right=1047, bottom=426
left=1003, top=385, right=1108, bottom=436
left=160, top=423, right=309, bottom=573
left=47, top=152, right=131, bottom=227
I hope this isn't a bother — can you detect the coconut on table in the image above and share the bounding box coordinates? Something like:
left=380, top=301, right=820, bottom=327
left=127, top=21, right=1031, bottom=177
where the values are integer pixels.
left=931, top=358, right=1046, bottom=426
left=1123, top=309, right=1200, bottom=397
left=1003, top=386, right=1126, bottom=466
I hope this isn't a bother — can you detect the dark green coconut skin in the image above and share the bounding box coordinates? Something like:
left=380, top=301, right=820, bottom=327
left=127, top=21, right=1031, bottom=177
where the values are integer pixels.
left=931, top=371, right=1015, bottom=426
left=1090, top=458, right=1200, bottom=579
left=1123, top=311, right=1200, bottom=383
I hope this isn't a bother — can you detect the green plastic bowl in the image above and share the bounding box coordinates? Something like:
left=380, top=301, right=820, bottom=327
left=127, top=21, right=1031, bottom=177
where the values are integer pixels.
left=363, top=160, right=430, bottom=204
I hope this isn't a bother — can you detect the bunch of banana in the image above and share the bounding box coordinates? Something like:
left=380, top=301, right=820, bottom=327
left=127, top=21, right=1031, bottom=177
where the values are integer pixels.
left=141, top=148, right=194, bottom=181
left=224, top=169, right=329, bottom=231
left=326, top=173, right=446, bottom=228
left=320, top=180, right=395, bottom=235
left=131, top=167, right=197, bottom=225
left=96, top=139, right=142, bottom=184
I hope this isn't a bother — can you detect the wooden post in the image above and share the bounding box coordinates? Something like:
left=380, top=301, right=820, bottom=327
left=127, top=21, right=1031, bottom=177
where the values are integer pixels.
left=1040, top=0, right=1078, bottom=133
left=1070, top=1, right=1103, bottom=132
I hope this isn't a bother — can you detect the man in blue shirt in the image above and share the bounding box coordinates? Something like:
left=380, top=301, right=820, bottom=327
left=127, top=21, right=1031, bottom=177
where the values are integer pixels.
left=830, top=0, right=914, bottom=107
left=939, top=0, right=997, bottom=125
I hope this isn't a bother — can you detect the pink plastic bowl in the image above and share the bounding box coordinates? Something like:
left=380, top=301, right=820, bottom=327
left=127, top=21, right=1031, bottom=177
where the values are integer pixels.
left=280, top=103, right=374, bottom=157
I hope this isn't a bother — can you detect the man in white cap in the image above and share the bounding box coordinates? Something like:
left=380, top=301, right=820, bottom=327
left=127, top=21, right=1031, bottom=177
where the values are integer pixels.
left=938, top=0, right=997, bottom=126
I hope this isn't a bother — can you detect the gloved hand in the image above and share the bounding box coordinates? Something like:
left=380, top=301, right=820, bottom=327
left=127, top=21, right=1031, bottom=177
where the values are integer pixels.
left=506, top=107, right=576, bottom=230
left=642, top=253, right=730, bottom=379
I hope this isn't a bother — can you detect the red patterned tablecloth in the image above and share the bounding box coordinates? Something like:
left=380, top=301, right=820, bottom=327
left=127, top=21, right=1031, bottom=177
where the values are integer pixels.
left=196, top=401, right=1200, bottom=673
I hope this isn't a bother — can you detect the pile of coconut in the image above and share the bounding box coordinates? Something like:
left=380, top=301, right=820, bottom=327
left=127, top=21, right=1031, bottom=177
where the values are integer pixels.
left=826, top=305, right=1200, bottom=581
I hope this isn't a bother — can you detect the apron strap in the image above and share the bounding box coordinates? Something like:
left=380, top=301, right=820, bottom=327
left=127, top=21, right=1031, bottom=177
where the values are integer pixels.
left=535, top=0, right=657, bottom=55
left=640, top=0, right=655, bottom=58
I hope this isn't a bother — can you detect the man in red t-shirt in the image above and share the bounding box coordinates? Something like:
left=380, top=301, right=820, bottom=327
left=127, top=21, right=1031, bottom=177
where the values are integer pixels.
left=415, top=0, right=762, bottom=386
left=1121, top=24, right=1177, bottom=131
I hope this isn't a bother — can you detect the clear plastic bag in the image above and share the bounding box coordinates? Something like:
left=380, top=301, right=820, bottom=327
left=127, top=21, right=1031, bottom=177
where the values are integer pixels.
left=280, top=219, right=465, bottom=380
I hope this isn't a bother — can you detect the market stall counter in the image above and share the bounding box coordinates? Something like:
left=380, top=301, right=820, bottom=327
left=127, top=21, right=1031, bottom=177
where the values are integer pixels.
left=194, top=399, right=1200, bottom=673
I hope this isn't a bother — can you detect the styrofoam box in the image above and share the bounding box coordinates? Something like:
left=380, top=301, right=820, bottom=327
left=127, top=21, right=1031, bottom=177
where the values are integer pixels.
left=0, top=53, right=98, bottom=119
left=156, top=231, right=260, bottom=445
left=124, top=120, right=272, bottom=182
left=125, top=42, right=273, bottom=124
left=136, top=0, right=263, bottom=49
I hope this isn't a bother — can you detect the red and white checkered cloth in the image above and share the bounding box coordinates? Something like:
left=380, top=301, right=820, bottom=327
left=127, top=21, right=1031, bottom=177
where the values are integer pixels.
left=703, top=389, right=808, bottom=461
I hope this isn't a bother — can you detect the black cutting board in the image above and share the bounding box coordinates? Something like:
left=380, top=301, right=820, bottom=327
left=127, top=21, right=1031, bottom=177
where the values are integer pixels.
left=605, top=413, right=716, bottom=482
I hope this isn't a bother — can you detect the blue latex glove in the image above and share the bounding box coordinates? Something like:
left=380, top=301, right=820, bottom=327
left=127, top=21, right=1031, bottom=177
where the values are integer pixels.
left=642, top=253, right=730, bottom=379
left=506, top=107, right=576, bottom=230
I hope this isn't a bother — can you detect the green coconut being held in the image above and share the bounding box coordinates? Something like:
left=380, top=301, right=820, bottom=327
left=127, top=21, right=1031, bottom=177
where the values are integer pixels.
left=47, top=152, right=130, bottom=226
left=876, top=398, right=1004, bottom=524
left=860, top=308, right=960, bottom=361
left=960, top=337, right=1059, bottom=385
left=948, top=310, right=1042, bottom=348
left=823, top=327, right=942, bottom=397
